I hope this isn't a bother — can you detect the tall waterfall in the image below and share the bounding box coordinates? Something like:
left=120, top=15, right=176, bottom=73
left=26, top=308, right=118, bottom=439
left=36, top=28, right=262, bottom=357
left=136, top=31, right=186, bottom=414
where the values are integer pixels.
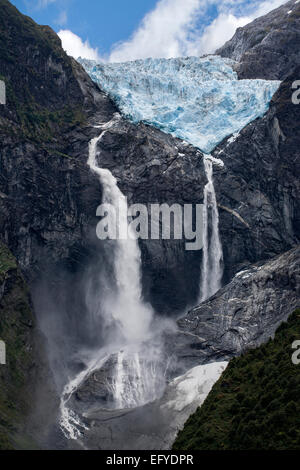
left=88, top=116, right=153, bottom=345
left=88, top=118, right=168, bottom=408
left=200, top=155, right=224, bottom=302
left=60, top=116, right=164, bottom=438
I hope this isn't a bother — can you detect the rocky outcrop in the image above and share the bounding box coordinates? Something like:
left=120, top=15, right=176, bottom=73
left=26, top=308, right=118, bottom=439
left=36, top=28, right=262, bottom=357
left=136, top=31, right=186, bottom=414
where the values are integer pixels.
left=68, top=362, right=228, bottom=451
left=174, top=247, right=300, bottom=372
left=211, top=66, right=300, bottom=281
left=217, top=0, right=300, bottom=80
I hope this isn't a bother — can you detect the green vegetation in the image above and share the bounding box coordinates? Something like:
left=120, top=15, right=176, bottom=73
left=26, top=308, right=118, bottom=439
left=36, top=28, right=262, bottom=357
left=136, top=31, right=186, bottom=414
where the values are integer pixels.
left=0, top=72, right=85, bottom=143
left=0, top=243, right=17, bottom=279
left=173, top=310, right=300, bottom=450
left=0, top=242, right=35, bottom=449
left=0, top=0, right=86, bottom=143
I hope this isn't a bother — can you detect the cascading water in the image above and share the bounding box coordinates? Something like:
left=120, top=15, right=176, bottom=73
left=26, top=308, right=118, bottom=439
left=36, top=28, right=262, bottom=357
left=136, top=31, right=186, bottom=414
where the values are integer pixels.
left=200, top=155, right=224, bottom=302
left=60, top=115, right=166, bottom=438
left=80, top=55, right=280, bottom=303
left=59, top=56, right=281, bottom=441
left=88, top=116, right=153, bottom=345
left=113, top=348, right=166, bottom=409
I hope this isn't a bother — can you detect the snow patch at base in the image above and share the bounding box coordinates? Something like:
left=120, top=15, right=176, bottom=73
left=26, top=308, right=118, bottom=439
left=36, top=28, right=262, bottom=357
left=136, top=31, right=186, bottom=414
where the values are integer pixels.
left=163, top=361, right=228, bottom=412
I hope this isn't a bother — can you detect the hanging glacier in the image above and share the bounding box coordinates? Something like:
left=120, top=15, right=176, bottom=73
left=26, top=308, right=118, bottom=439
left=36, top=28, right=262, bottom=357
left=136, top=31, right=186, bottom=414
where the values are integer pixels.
left=79, top=55, right=281, bottom=154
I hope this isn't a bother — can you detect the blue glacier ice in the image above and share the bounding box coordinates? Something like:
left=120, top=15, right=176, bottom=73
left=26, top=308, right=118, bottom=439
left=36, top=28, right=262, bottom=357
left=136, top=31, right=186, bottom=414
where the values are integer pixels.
left=79, top=56, right=281, bottom=154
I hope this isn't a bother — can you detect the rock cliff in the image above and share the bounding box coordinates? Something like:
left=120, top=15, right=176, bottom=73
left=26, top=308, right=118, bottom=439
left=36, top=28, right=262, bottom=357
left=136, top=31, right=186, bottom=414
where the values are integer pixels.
left=217, top=0, right=300, bottom=80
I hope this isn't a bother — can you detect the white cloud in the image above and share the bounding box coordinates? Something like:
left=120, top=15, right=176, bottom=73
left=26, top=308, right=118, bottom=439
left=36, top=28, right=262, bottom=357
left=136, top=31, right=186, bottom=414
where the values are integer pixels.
left=195, top=0, right=287, bottom=55
left=36, top=0, right=57, bottom=8
left=24, top=0, right=58, bottom=11
left=109, top=0, right=201, bottom=62
left=107, top=0, right=288, bottom=62
left=55, top=10, right=68, bottom=27
left=189, top=13, right=250, bottom=55
left=58, top=30, right=101, bottom=61
left=57, top=0, right=288, bottom=63
left=252, top=0, right=288, bottom=17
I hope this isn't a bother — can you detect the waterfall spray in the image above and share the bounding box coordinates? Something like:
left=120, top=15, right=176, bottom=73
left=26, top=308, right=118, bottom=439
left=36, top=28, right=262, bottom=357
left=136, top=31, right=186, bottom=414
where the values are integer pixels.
left=200, top=155, right=224, bottom=302
left=60, top=116, right=165, bottom=438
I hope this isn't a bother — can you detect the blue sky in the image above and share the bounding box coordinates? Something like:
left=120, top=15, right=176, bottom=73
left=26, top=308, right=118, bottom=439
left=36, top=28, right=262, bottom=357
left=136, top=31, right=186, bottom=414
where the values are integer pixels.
left=11, top=0, right=156, bottom=56
left=10, top=0, right=288, bottom=62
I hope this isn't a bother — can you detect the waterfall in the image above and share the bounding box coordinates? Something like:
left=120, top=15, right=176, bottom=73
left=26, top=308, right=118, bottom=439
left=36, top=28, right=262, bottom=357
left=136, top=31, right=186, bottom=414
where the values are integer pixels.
left=200, top=155, right=224, bottom=302
left=60, top=115, right=164, bottom=438
left=88, top=116, right=153, bottom=345
left=113, top=348, right=165, bottom=409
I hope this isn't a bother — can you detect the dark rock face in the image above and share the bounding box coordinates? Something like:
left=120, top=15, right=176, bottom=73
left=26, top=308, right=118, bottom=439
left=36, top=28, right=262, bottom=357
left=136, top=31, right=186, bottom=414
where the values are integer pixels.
left=0, top=0, right=299, bottom=450
left=174, top=247, right=300, bottom=372
left=0, top=0, right=113, bottom=133
left=217, top=0, right=300, bottom=80
left=72, top=355, right=117, bottom=410
left=216, top=0, right=300, bottom=80
left=211, top=66, right=300, bottom=282
left=1, top=0, right=299, bottom=316
left=0, top=0, right=117, bottom=278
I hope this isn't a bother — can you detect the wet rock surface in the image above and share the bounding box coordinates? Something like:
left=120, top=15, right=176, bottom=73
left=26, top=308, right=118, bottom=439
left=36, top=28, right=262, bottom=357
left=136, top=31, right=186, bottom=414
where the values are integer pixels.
left=68, top=362, right=228, bottom=451
left=174, top=247, right=300, bottom=371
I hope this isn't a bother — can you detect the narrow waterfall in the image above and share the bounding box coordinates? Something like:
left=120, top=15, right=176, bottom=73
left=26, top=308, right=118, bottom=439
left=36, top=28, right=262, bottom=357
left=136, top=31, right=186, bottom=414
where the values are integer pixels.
left=200, top=155, right=224, bottom=302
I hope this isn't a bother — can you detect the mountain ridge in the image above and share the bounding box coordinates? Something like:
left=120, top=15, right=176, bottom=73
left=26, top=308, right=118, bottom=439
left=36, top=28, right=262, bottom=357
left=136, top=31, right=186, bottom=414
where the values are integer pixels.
left=217, top=0, right=300, bottom=79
